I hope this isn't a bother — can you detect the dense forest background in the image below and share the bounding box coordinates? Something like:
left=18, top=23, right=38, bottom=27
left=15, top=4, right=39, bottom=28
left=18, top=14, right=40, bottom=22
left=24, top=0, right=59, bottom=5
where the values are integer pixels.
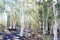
left=0, top=0, right=60, bottom=40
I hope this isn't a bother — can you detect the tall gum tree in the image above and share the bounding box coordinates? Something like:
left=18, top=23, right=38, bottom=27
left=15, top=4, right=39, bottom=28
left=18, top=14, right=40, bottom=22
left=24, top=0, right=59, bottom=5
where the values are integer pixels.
left=53, top=0, right=58, bottom=40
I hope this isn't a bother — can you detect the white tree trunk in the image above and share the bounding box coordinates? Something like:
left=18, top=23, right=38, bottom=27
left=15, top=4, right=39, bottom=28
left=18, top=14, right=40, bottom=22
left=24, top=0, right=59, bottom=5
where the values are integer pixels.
left=13, top=20, right=16, bottom=29
left=53, top=0, right=58, bottom=40
left=20, top=0, right=24, bottom=37
left=3, top=12, right=7, bottom=30
left=42, top=5, right=46, bottom=34
left=43, top=20, right=46, bottom=34
left=9, top=13, right=12, bottom=29
left=46, top=14, right=48, bottom=34
left=53, top=16, right=58, bottom=40
left=41, top=0, right=47, bottom=34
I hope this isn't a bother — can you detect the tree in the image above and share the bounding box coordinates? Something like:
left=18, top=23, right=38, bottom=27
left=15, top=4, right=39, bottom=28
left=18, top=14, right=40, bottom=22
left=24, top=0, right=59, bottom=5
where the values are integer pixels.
left=53, top=0, right=58, bottom=40
left=20, top=0, right=25, bottom=37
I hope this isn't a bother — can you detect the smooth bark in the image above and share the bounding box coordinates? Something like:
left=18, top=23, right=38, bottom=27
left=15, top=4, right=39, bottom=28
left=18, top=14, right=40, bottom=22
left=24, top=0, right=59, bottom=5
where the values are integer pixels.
left=53, top=0, right=58, bottom=40
left=20, top=0, right=24, bottom=36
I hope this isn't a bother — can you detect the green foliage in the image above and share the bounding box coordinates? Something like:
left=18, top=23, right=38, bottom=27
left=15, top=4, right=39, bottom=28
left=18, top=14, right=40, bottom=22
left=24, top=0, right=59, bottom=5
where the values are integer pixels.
left=55, top=2, right=60, bottom=18
left=38, top=9, right=43, bottom=22
left=43, top=2, right=47, bottom=14
left=37, top=0, right=48, bottom=22
left=47, top=0, right=52, bottom=3
left=0, top=2, right=4, bottom=7
left=56, top=2, right=60, bottom=10
left=0, top=1, right=4, bottom=12
left=37, top=0, right=54, bottom=26
left=57, top=11, right=60, bottom=18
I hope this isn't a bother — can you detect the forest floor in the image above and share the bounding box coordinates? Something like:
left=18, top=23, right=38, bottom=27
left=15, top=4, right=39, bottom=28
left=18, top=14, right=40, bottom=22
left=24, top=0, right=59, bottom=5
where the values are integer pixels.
left=0, top=30, right=60, bottom=40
